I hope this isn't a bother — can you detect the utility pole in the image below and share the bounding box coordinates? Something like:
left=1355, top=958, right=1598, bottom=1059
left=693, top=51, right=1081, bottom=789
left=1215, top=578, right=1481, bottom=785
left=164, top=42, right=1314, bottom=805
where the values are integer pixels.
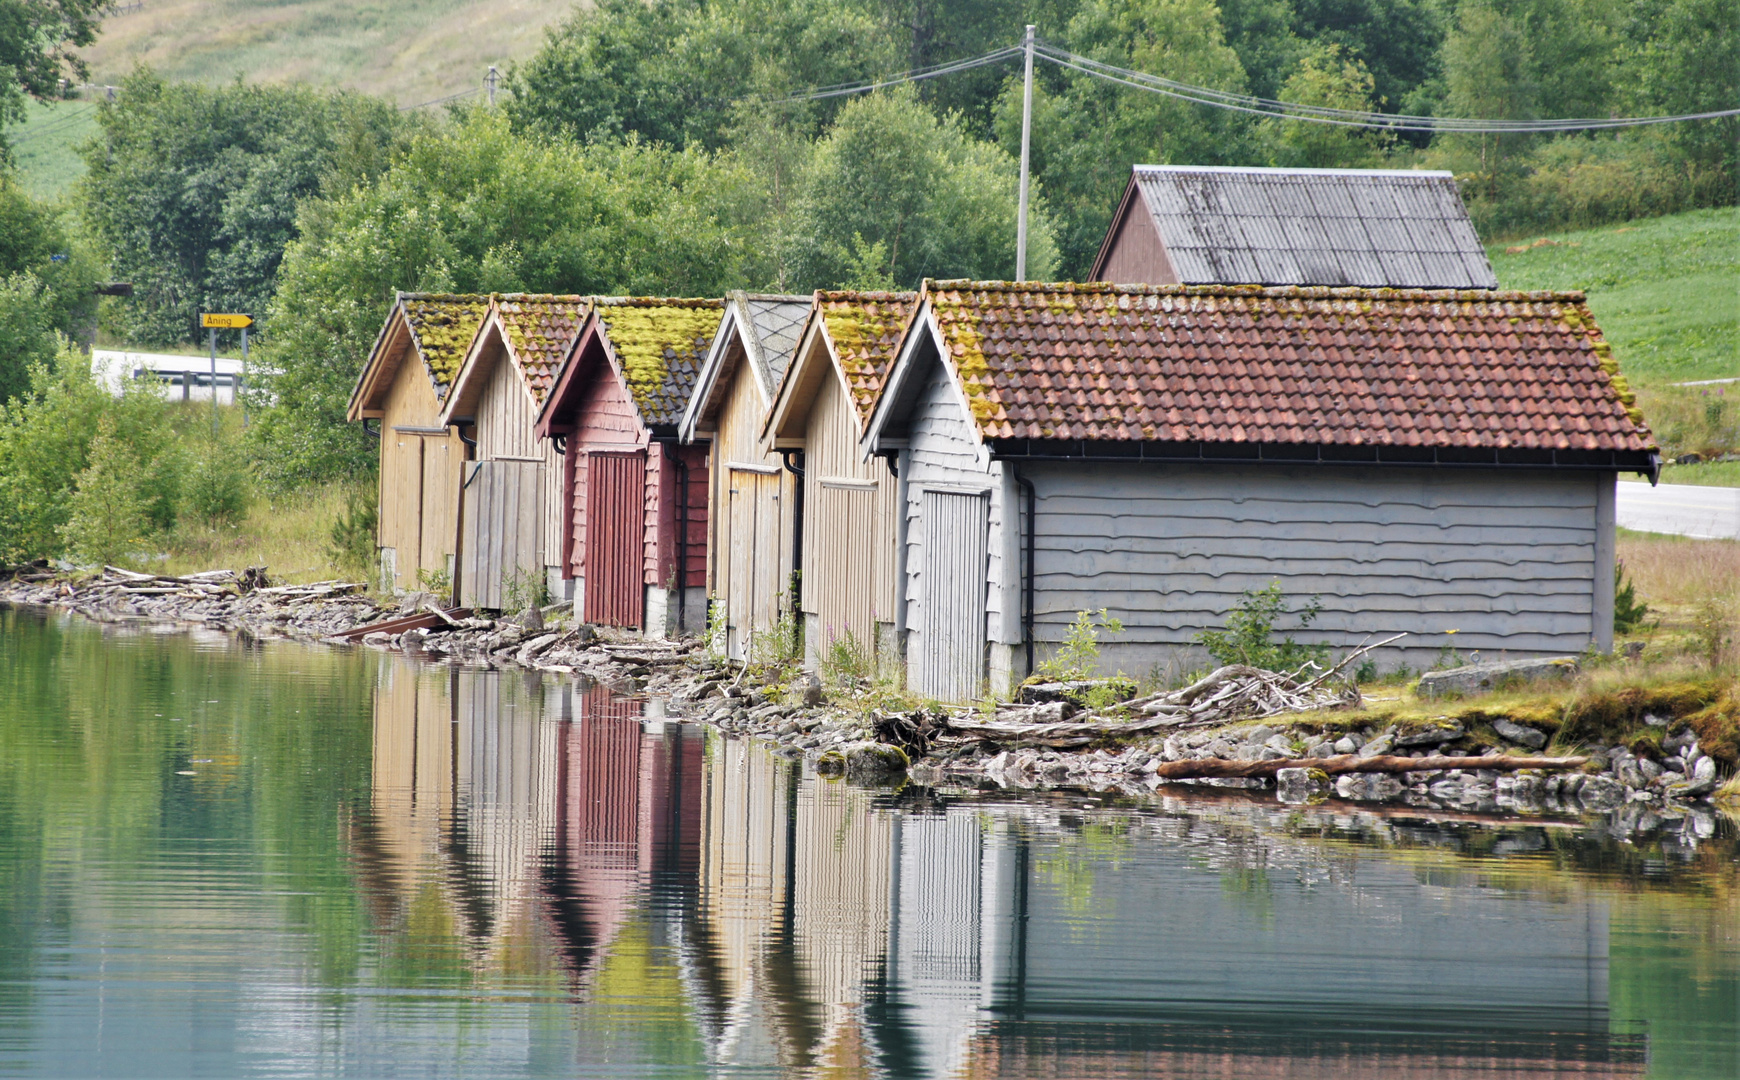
left=208, top=327, right=218, bottom=436
left=486, top=66, right=499, bottom=107
left=239, top=325, right=249, bottom=428
left=1016, top=25, right=1035, bottom=282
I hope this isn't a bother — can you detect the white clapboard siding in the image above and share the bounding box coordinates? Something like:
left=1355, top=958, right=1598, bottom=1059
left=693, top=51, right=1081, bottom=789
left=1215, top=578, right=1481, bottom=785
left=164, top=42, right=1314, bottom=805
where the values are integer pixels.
left=1025, top=461, right=1602, bottom=665
left=460, top=459, right=545, bottom=610
left=913, top=490, right=989, bottom=702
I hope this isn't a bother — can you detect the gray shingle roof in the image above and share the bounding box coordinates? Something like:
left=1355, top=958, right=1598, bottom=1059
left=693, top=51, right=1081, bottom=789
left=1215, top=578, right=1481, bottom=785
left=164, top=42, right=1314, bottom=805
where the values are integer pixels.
left=741, top=294, right=812, bottom=396
left=1132, top=166, right=1497, bottom=289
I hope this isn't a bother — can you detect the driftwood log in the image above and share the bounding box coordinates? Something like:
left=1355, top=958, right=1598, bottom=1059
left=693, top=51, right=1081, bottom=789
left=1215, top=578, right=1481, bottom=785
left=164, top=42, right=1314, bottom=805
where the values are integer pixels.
left=1149, top=754, right=1588, bottom=780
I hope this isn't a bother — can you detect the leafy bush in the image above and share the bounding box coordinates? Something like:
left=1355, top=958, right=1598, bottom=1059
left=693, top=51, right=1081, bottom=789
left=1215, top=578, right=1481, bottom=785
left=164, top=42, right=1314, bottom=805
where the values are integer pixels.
left=1036, top=608, right=1125, bottom=682
left=326, top=486, right=377, bottom=581
left=183, top=438, right=251, bottom=527
left=1196, top=582, right=1329, bottom=673
left=415, top=566, right=452, bottom=603
left=501, top=565, right=551, bottom=614
left=59, top=414, right=152, bottom=567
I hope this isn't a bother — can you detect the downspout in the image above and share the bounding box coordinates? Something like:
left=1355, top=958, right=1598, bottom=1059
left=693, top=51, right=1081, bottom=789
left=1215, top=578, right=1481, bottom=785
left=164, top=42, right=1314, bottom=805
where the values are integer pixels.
left=1012, top=464, right=1037, bottom=677
left=778, top=448, right=805, bottom=612
left=450, top=417, right=478, bottom=457
left=362, top=418, right=381, bottom=439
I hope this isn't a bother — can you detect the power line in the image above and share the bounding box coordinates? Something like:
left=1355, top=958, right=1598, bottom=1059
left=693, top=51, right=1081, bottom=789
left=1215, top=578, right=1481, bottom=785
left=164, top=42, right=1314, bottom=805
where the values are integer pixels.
left=761, top=45, right=1024, bottom=104
left=399, top=87, right=480, bottom=112
left=8, top=104, right=98, bottom=146
left=1034, top=42, right=1740, bottom=133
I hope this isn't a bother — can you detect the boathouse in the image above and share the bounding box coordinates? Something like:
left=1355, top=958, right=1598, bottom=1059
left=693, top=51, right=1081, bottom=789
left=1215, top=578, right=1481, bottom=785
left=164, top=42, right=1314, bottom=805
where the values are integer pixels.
left=347, top=293, right=487, bottom=594
left=533, top=297, right=719, bottom=636
left=761, top=290, right=916, bottom=669
left=1091, top=165, right=1499, bottom=289
left=863, top=280, right=1658, bottom=701
left=678, top=292, right=812, bottom=660
left=438, top=294, right=590, bottom=610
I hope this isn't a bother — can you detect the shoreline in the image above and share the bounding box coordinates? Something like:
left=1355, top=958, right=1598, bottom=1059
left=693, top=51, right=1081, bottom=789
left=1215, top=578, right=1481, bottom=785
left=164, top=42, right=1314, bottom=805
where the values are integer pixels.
left=4, top=567, right=1731, bottom=841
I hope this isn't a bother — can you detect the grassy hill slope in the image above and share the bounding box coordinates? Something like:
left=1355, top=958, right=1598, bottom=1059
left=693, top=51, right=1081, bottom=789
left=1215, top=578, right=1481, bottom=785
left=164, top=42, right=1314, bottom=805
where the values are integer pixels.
left=79, top=0, right=576, bottom=107
left=1488, top=207, right=1738, bottom=388
left=6, top=100, right=101, bottom=199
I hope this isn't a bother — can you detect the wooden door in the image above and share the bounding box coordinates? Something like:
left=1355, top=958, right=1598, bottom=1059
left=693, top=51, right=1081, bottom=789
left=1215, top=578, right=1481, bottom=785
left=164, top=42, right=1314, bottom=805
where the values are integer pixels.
left=913, top=490, right=989, bottom=702
left=726, top=466, right=782, bottom=660
left=419, top=438, right=461, bottom=583
left=585, top=452, right=646, bottom=628
left=813, top=480, right=880, bottom=650
left=460, top=459, right=545, bottom=610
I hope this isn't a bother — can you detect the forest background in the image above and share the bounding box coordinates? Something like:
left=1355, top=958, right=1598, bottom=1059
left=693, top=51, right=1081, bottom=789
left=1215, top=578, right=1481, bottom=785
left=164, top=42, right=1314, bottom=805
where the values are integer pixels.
left=0, top=0, right=1733, bottom=573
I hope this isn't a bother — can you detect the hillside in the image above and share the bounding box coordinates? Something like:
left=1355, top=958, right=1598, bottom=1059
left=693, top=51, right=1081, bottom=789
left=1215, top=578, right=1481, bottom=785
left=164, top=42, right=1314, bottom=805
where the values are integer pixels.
left=1488, top=207, right=1739, bottom=388
left=78, top=0, right=577, bottom=107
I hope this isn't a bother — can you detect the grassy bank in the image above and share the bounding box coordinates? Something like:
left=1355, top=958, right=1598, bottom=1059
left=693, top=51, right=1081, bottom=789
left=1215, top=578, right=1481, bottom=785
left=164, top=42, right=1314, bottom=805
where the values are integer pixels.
left=1658, top=459, right=1740, bottom=487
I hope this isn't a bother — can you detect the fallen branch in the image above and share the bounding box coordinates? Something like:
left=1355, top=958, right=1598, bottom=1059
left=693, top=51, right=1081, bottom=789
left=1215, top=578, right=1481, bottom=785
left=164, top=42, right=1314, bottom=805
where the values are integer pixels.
left=1150, top=753, right=1587, bottom=780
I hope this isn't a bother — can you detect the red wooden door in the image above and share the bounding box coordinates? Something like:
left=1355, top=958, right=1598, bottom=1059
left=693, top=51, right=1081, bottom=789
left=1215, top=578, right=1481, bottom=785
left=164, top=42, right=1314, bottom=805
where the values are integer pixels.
left=584, top=452, right=646, bottom=627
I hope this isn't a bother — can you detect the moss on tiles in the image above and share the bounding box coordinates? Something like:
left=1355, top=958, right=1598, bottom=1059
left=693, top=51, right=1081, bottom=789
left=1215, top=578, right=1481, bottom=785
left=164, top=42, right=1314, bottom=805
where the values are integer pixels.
left=404, top=295, right=489, bottom=389
left=600, top=300, right=720, bottom=417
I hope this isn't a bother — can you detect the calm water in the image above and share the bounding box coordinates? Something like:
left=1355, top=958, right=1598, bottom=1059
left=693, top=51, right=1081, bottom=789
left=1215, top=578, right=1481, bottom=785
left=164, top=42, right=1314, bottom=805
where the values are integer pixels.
left=1, top=608, right=1736, bottom=1079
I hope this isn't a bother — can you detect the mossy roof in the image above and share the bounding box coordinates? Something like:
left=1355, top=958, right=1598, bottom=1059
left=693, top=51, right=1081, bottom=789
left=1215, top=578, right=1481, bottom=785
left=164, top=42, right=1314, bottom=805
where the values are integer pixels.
left=922, top=279, right=1655, bottom=454
left=815, top=290, right=917, bottom=421
left=495, top=294, right=591, bottom=406
left=597, top=297, right=724, bottom=426
left=401, top=294, right=489, bottom=397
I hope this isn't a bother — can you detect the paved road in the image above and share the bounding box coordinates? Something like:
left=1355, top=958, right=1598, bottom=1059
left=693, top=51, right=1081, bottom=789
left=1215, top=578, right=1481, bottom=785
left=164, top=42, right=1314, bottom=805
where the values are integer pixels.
left=1617, top=481, right=1740, bottom=539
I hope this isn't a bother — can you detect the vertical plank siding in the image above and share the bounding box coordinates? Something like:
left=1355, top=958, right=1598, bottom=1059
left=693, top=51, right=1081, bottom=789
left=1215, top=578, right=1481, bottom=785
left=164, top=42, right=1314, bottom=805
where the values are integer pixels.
left=460, top=459, right=544, bottom=609
left=585, top=453, right=647, bottom=627
left=800, top=372, right=897, bottom=648
left=375, top=346, right=465, bottom=592
left=710, top=348, right=794, bottom=660
left=912, top=490, right=989, bottom=701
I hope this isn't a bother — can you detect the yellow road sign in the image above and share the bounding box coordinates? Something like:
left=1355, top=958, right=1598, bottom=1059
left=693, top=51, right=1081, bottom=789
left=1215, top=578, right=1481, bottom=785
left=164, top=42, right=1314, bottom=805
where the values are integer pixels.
left=201, top=313, right=253, bottom=328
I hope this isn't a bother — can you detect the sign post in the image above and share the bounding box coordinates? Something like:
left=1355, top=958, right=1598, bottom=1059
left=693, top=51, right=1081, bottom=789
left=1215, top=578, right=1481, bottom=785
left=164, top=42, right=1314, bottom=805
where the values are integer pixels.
left=200, top=313, right=252, bottom=435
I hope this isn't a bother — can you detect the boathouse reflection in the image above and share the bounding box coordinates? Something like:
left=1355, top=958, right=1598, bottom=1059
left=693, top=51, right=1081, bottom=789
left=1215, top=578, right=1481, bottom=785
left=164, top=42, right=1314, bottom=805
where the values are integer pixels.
left=354, top=657, right=1650, bottom=1079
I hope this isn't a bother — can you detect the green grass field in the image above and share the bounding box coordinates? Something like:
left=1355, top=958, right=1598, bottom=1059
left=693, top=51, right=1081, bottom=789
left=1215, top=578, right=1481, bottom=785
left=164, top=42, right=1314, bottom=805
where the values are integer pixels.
left=79, top=0, right=574, bottom=107
left=6, top=99, right=100, bottom=199
left=1488, top=207, right=1739, bottom=388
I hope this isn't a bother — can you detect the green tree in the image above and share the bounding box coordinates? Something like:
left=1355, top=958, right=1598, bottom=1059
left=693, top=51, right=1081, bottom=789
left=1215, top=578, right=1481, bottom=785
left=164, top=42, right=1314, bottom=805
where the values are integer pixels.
left=1622, top=0, right=1737, bottom=195
left=78, top=70, right=408, bottom=346
left=252, top=109, right=765, bottom=487
left=0, top=272, right=60, bottom=405
left=60, top=412, right=151, bottom=567
left=790, top=87, right=1058, bottom=288
left=0, top=0, right=104, bottom=149
left=1290, top=0, right=1450, bottom=118
left=1441, top=0, right=1537, bottom=197
left=1262, top=42, right=1384, bottom=167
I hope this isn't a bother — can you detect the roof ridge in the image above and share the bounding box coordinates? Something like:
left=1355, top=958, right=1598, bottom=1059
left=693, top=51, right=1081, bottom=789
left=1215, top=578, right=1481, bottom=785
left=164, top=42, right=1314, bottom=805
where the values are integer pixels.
left=924, top=280, right=1589, bottom=304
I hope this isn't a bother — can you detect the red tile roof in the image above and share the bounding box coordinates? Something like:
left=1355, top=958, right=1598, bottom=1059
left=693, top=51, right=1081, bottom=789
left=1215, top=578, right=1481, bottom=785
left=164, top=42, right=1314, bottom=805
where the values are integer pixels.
left=925, top=281, right=1654, bottom=454
left=595, top=297, right=723, bottom=427
left=496, top=294, right=590, bottom=406
left=817, top=290, right=917, bottom=421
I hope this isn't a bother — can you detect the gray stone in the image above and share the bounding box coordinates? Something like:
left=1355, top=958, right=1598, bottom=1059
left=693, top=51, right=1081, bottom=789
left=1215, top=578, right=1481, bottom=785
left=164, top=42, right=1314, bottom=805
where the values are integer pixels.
left=397, top=590, right=434, bottom=615
left=1357, top=733, right=1394, bottom=758
left=512, top=606, right=545, bottom=632
left=1332, top=735, right=1359, bottom=754
left=1275, top=767, right=1329, bottom=803
left=1416, top=656, right=1578, bottom=699
left=1491, top=718, right=1549, bottom=750
left=1614, top=757, right=1646, bottom=789
left=841, top=741, right=910, bottom=784
left=787, top=673, right=824, bottom=708
left=1263, top=734, right=1297, bottom=754
left=1244, top=725, right=1278, bottom=744
left=1577, top=775, right=1626, bottom=810
left=1669, top=755, right=1720, bottom=797
left=1395, top=722, right=1463, bottom=748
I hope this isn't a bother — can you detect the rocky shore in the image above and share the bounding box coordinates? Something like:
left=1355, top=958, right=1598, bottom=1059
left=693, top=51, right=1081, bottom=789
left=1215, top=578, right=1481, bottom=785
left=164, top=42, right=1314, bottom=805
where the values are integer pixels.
left=4, top=566, right=1731, bottom=832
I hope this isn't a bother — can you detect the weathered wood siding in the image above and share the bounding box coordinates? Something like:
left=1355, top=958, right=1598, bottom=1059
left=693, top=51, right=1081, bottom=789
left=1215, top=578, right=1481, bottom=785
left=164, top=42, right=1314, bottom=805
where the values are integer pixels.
left=800, top=370, right=898, bottom=648
left=900, top=351, right=1015, bottom=697
left=374, top=350, right=465, bottom=591
left=460, top=458, right=544, bottom=609
left=708, top=349, right=794, bottom=660
left=912, top=490, right=990, bottom=701
left=1024, top=462, right=1605, bottom=671
left=475, top=344, right=563, bottom=572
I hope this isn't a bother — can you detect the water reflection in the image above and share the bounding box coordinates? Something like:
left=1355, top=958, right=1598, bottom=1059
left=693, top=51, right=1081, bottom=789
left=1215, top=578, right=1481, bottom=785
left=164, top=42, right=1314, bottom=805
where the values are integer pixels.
left=350, top=652, right=1732, bottom=1079
left=0, top=613, right=1733, bottom=1079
